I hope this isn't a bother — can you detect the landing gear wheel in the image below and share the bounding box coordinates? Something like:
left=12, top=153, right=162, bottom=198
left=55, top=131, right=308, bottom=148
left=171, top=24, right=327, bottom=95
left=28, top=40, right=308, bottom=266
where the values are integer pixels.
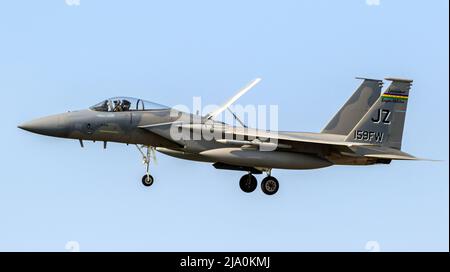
left=261, top=176, right=279, bottom=195
left=239, top=174, right=257, bottom=193
left=142, top=174, right=154, bottom=187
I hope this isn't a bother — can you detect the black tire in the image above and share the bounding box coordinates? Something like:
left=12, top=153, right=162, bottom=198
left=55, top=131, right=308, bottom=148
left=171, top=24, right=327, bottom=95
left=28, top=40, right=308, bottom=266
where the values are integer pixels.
left=261, top=176, right=279, bottom=195
left=239, top=174, right=257, bottom=193
left=142, top=174, right=154, bottom=187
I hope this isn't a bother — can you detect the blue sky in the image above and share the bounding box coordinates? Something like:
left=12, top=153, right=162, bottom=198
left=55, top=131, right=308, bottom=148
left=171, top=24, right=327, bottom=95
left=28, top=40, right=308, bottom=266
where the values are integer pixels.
left=0, top=0, right=448, bottom=251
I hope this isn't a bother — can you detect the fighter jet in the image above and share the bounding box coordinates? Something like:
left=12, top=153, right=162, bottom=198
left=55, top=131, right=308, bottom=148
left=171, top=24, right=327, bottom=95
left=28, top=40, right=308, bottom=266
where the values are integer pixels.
left=19, top=77, right=422, bottom=195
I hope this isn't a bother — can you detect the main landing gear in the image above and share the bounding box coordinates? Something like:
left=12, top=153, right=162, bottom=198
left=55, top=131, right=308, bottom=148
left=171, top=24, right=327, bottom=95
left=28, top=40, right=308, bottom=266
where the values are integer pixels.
left=239, top=171, right=280, bottom=195
left=261, top=175, right=279, bottom=195
left=136, top=145, right=156, bottom=187
left=239, top=173, right=257, bottom=193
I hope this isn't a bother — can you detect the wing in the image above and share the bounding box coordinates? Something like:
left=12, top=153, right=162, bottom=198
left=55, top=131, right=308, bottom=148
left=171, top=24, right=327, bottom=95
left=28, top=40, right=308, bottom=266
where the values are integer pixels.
left=140, top=122, right=372, bottom=147
left=220, top=126, right=368, bottom=147
left=139, top=122, right=432, bottom=161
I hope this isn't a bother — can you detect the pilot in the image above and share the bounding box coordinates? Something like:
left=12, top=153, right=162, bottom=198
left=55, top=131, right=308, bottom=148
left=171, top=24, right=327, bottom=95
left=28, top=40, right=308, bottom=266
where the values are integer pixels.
left=121, top=100, right=131, bottom=111
left=113, top=100, right=123, bottom=112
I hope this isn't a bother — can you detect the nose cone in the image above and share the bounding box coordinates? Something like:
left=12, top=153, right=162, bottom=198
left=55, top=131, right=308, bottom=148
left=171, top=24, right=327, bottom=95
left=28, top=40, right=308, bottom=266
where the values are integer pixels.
left=19, top=114, right=67, bottom=137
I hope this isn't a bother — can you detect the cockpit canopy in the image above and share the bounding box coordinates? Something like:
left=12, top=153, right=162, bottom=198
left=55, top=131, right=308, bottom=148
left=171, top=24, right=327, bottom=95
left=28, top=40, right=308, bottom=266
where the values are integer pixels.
left=90, top=97, right=169, bottom=112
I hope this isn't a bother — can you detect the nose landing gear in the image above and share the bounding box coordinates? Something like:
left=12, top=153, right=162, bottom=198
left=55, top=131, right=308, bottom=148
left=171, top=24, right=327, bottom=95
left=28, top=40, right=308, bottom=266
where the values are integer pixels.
left=142, top=174, right=154, bottom=187
left=136, top=145, right=156, bottom=187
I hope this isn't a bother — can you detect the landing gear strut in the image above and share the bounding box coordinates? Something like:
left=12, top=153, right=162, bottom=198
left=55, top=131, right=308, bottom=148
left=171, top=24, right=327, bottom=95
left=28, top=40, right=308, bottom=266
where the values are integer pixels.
left=136, top=145, right=156, bottom=187
left=239, top=173, right=257, bottom=193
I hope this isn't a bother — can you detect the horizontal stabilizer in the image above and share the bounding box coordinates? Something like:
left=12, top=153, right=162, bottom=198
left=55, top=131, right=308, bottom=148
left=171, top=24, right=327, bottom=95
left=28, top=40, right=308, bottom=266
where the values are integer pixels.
left=349, top=145, right=436, bottom=161
left=363, top=154, right=439, bottom=161
left=363, top=153, right=418, bottom=160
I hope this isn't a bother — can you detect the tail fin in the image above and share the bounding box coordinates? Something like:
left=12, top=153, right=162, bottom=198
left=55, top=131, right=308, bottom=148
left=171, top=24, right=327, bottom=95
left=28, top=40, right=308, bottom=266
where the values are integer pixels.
left=322, top=77, right=382, bottom=135
left=345, top=78, right=413, bottom=149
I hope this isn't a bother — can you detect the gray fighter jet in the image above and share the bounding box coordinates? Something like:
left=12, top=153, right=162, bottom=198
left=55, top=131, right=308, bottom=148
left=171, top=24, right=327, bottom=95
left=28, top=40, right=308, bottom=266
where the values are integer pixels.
left=19, top=77, right=422, bottom=195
